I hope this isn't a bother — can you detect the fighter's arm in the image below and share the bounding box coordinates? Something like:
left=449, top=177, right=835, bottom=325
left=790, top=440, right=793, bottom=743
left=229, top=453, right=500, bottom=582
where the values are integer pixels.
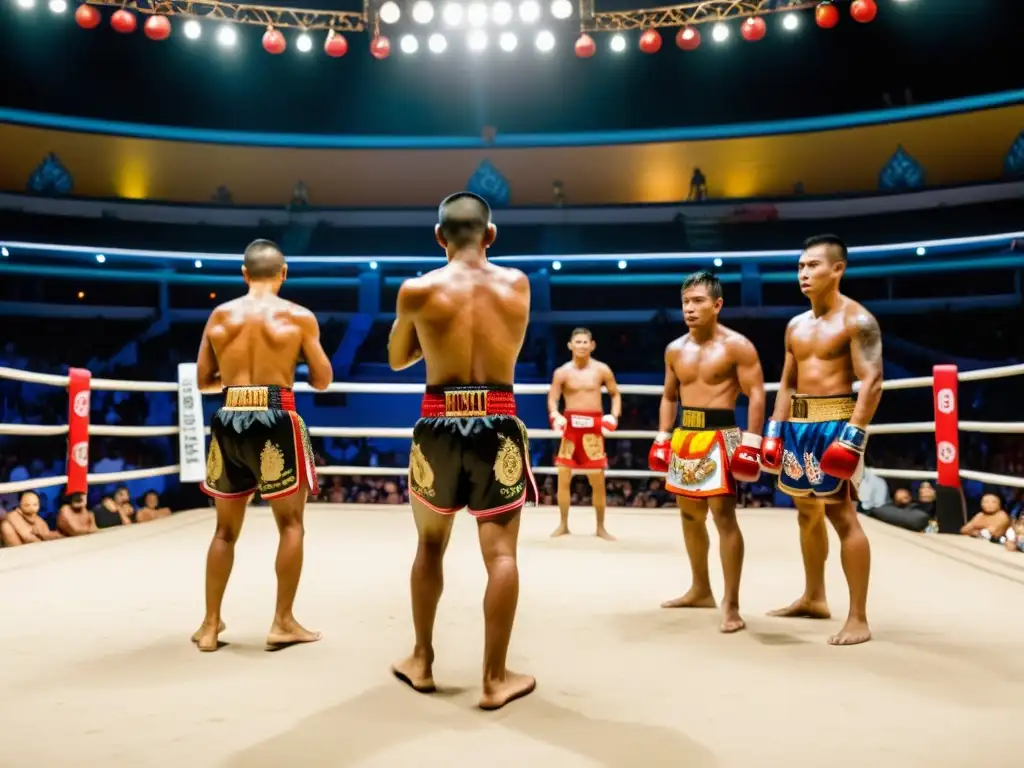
left=196, top=311, right=222, bottom=394
left=847, top=307, right=884, bottom=429
left=33, top=516, right=63, bottom=540
left=729, top=335, right=766, bottom=435
left=960, top=512, right=985, bottom=536
left=658, top=344, right=681, bottom=435
left=771, top=319, right=800, bottom=422
left=57, top=507, right=92, bottom=537
left=295, top=310, right=333, bottom=391
left=10, top=513, right=40, bottom=543
left=388, top=279, right=425, bottom=372
left=602, top=364, right=622, bottom=420
left=547, top=367, right=565, bottom=418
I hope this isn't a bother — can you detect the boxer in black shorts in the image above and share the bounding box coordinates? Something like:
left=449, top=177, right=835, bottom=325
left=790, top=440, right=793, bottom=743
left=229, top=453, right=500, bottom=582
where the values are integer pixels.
left=388, top=191, right=537, bottom=710
left=410, top=385, right=538, bottom=518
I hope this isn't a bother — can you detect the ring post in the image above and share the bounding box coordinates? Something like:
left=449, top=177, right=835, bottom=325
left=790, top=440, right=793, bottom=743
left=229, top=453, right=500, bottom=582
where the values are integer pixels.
left=176, top=363, right=207, bottom=483
left=66, top=367, right=91, bottom=496
left=932, top=364, right=966, bottom=533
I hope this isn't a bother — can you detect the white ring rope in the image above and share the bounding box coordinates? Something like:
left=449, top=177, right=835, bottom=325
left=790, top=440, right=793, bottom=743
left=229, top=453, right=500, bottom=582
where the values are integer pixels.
left=0, top=465, right=180, bottom=495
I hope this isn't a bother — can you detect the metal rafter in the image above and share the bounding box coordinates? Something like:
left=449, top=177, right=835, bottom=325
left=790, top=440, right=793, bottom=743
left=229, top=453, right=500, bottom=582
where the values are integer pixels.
left=588, top=1, right=845, bottom=32
left=82, top=0, right=366, bottom=32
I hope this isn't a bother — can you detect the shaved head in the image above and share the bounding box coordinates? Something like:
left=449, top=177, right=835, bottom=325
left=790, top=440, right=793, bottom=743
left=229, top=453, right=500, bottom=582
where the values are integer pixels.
left=437, top=192, right=492, bottom=249
left=243, top=239, right=285, bottom=279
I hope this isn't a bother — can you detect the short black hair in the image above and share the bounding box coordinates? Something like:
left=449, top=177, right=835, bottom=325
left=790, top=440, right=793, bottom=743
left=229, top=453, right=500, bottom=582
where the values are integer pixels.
left=438, top=192, right=491, bottom=249
left=570, top=327, right=593, bottom=340
left=18, top=490, right=38, bottom=502
left=243, top=239, right=285, bottom=278
left=802, top=234, right=848, bottom=264
left=681, top=270, right=723, bottom=301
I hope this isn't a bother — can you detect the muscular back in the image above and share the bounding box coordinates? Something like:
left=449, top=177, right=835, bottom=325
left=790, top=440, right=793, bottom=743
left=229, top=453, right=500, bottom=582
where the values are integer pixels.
left=399, top=261, right=530, bottom=386
left=202, top=295, right=316, bottom=388
left=668, top=325, right=747, bottom=409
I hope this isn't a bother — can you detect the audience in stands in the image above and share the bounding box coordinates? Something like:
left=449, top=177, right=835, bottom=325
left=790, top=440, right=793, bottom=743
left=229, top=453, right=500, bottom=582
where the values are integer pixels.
left=57, top=492, right=98, bottom=537
left=960, top=493, right=1012, bottom=541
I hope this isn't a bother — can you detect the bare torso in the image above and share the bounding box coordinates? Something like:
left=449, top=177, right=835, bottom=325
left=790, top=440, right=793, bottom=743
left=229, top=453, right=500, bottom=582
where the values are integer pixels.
left=669, top=325, right=745, bottom=409
left=787, top=296, right=865, bottom=395
left=558, top=361, right=609, bottom=411
left=205, top=294, right=310, bottom=388
left=406, top=261, right=530, bottom=385
left=7, top=510, right=48, bottom=541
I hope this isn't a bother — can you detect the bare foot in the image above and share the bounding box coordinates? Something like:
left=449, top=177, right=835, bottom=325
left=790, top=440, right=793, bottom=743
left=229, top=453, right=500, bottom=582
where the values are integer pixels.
left=596, top=528, right=616, bottom=541
left=266, top=618, right=322, bottom=651
left=479, top=671, right=537, bottom=711
left=767, top=597, right=831, bottom=619
left=828, top=618, right=871, bottom=646
left=391, top=650, right=436, bottom=693
left=191, top=620, right=226, bottom=652
left=661, top=588, right=717, bottom=609
left=720, top=607, right=746, bottom=634
left=550, top=525, right=570, bottom=537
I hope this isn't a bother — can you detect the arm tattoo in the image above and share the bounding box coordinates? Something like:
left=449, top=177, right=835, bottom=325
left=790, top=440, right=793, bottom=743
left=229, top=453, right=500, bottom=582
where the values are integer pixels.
left=855, top=315, right=882, bottom=364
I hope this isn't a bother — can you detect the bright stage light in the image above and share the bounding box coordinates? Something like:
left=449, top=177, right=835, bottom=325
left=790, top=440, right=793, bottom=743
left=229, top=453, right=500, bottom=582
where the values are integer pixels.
left=492, top=1, right=513, bottom=25
left=711, top=22, right=729, bottom=42
left=401, top=34, right=420, bottom=53
left=195, top=259, right=203, bottom=269
left=379, top=1, right=401, bottom=24
left=535, top=29, right=555, bottom=52
left=412, top=0, right=434, bottom=24
left=296, top=33, right=313, bottom=52
left=48, top=0, right=67, bottom=13
left=519, top=0, right=541, bottom=24
left=184, top=20, right=202, bottom=39
left=713, top=258, right=723, bottom=268
left=499, top=31, right=517, bottom=51
left=217, top=25, right=238, bottom=47
left=16, top=0, right=35, bottom=9
left=442, top=2, right=463, bottom=26
left=467, top=2, right=487, bottom=26
left=610, top=33, right=626, bottom=53
left=916, top=247, right=927, bottom=256
left=95, top=254, right=106, bottom=264
left=617, top=260, right=627, bottom=270
left=370, top=261, right=379, bottom=270
left=782, top=13, right=799, bottom=31
left=428, top=32, right=448, bottom=53
left=552, top=261, right=562, bottom=271
left=0, top=247, right=9, bottom=257
left=550, top=0, right=572, bottom=20
left=467, top=29, right=487, bottom=51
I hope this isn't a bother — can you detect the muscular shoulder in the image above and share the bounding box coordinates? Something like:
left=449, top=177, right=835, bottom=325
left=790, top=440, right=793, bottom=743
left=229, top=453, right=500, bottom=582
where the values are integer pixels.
left=842, top=297, right=879, bottom=336
left=492, top=265, right=530, bottom=293
left=720, top=327, right=758, bottom=361
left=665, top=334, right=688, bottom=359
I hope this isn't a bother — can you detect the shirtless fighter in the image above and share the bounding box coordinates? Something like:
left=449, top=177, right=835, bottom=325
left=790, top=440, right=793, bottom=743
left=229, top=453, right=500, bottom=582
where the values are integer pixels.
left=193, top=239, right=333, bottom=652
left=0, top=491, right=63, bottom=546
left=648, top=272, right=766, bottom=633
left=763, top=234, right=881, bottom=646
left=388, top=192, right=538, bottom=710
left=547, top=328, right=621, bottom=539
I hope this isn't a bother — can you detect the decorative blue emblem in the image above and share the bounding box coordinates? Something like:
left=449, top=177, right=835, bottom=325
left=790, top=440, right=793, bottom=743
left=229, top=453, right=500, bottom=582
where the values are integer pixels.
left=1004, top=130, right=1024, bottom=178
left=466, top=160, right=510, bottom=208
left=27, top=152, right=74, bottom=196
left=878, top=145, right=924, bottom=191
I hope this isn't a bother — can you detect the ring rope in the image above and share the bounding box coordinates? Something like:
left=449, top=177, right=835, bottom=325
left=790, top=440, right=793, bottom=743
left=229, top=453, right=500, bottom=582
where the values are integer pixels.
left=0, top=465, right=181, bottom=496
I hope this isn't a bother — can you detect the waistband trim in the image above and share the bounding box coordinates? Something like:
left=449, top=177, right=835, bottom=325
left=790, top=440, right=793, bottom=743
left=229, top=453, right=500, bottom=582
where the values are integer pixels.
left=223, top=385, right=295, bottom=412
left=677, top=406, right=736, bottom=430
left=788, top=394, right=855, bottom=423
left=421, top=385, right=517, bottom=418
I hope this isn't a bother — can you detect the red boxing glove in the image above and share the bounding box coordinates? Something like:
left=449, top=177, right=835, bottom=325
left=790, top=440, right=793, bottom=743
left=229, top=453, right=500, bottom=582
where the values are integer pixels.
left=761, top=419, right=783, bottom=474
left=549, top=411, right=567, bottom=436
left=730, top=432, right=762, bottom=483
left=648, top=432, right=672, bottom=473
left=601, top=414, right=618, bottom=435
left=820, top=424, right=867, bottom=480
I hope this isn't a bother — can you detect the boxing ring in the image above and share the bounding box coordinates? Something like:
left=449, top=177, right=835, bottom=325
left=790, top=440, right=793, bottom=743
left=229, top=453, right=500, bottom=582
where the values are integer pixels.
left=2, top=364, right=1024, bottom=766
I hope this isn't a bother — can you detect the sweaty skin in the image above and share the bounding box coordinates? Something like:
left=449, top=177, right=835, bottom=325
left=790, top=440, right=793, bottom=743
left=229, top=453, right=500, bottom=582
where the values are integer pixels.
left=546, top=342, right=621, bottom=540
left=659, top=316, right=765, bottom=634
left=193, top=280, right=333, bottom=653
left=769, top=242, right=882, bottom=646
left=388, top=241, right=537, bottom=711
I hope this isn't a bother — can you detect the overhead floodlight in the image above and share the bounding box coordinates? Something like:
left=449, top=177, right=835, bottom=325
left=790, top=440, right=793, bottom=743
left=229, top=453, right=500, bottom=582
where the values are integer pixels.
left=519, top=0, right=541, bottom=24
left=412, top=1, right=434, bottom=24
left=610, top=33, right=626, bottom=52
left=217, top=24, right=238, bottom=47
left=492, top=1, right=513, bottom=25
left=782, top=13, right=799, bottom=31
left=467, top=2, right=488, bottom=26
left=467, top=29, right=487, bottom=51
left=184, top=20, right=202, bottom=39
left=442, top=2, right=463, bottom=26
left=711, top=22, right=729, bottom=42
left=401, top=34, right=419, bottom=53
left=550, top=0, right=572, bottom=20
left=428, top=32, right=448, bottom=53
left=499, top=31, right=518, bottom=51
left=16, top=0, right=35, bottom=10
left=535, top=29, right=555, bottom=52
left=296, top=33, right=313, bottom=52
left=48, top=0, right=67, bottom=13
left=379, top=1, right=401, bottom=24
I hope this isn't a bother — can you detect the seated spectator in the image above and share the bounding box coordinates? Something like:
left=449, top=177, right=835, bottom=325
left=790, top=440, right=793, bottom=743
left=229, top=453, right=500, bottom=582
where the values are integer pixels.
left=960, top=493, right=1011, bottom=540
left=136, top=490, right=171, bottom=523
left=1005, top=515, right=1024, bottom=553
left=862, top=485, right=930, bottom=532
left=916, top=481, right=936, bottom=519
left=0, top=491, right=63, bottom=546
left=856, top=467, right=891, bottom=513
left=92, top=485, right=136, bottom=528
left=58, top=492, right=98, bottom=537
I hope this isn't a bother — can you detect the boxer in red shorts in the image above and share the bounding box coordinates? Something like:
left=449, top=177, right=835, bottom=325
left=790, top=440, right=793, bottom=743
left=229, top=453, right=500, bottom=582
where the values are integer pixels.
left=547, top=328, right=621, bottom=540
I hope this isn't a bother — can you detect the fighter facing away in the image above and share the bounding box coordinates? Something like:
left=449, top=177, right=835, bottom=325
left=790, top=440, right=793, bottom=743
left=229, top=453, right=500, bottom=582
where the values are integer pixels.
left=547, top=328, right=622, bottom=540
left=648, top=272, right=766, bottom=633
left=762, top=234, right=882, bottom=646
left=388, top=192, right=538, bottom=710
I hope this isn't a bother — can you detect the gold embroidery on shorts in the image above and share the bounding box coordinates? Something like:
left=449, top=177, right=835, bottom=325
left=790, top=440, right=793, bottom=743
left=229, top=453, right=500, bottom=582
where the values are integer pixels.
left=789, top=396, right=855, bottom=423
left=558, top=439, right=576, bottom=460
left=680, top=409, right=706, bottom=429
left=260, top=441, right=286, bottom=483
left=206, top=439, right=223, bottom=485
left=444, top=389, right=488, bottom=417
left=494, top=435, right=524, bottom=486
left=582, top=433, right=605, bottom=460
left=409, top=442, right=436, bottom=497
left=680, top=457, right=717, bottom=485
left=224, top=386, right=270, bottom=411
